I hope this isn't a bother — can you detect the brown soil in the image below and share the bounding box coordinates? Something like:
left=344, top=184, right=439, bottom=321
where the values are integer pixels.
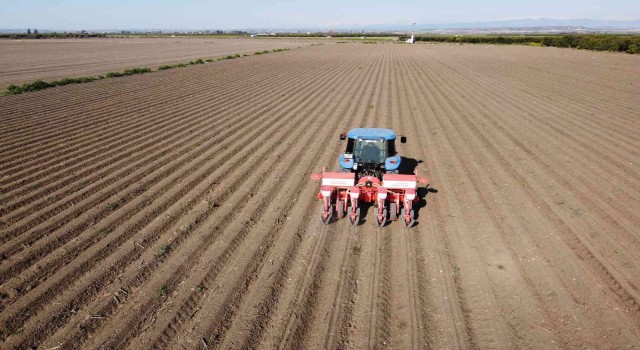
left=0, top=37, right=313, bottom=86
left=0, top=42, right=639, bottom=349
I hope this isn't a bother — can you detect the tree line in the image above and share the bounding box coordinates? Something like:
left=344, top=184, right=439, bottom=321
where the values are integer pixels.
left=400, top=34, right=640, bottom=54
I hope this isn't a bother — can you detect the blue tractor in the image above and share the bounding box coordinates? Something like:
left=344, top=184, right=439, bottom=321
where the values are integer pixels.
left=311, top=128, right=428, bottom=227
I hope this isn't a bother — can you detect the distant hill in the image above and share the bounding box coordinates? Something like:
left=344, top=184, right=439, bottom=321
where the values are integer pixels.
left=353, top=18, right=640, bottom=32
left=425, top=18, right=640, bottom=29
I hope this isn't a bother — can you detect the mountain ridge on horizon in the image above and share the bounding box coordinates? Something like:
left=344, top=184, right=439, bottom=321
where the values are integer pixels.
left=365, top=18, right=640, bottom=31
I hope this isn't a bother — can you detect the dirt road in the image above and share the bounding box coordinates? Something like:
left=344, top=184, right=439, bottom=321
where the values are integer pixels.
left=0, top=42, right=639, bottom=349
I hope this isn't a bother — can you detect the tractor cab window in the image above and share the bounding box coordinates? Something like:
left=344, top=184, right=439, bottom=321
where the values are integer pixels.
left=353, top=139, right=387, bottom=164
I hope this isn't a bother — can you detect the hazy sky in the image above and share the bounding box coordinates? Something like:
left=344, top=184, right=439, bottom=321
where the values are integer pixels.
left=1, top=0, right=639, bottom=30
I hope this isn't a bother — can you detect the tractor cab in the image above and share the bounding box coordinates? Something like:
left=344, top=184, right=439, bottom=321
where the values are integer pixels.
left=339, top=128, right=406, bottom=180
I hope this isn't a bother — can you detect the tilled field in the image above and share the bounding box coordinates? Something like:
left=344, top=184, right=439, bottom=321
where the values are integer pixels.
left=0, top=43, right=639, bottom=349
left=0, top=37, right=311, bottom=86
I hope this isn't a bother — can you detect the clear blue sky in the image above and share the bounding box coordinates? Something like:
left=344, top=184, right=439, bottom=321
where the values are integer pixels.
left=1, top=0, right=638, bottom=30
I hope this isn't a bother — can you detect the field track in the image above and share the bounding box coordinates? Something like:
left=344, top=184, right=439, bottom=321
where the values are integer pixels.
left=0, top=42, right=639, bottom=349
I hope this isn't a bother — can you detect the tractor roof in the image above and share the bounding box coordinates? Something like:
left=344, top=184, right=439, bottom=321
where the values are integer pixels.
left=347, top=128, right=396, bottom=141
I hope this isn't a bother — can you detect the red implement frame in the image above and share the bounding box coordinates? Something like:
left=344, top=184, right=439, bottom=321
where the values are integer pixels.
left=310, top=168, right=429, bottom=227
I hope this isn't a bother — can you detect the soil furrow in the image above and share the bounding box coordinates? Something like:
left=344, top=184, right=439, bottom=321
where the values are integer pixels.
left=408, top=52, right=625, bottom=347
left=278, top=46, right=389, bottom=350
left=429, top=57, right=640, bottom=240
left=368, top=229, right=393, bottom=350
left=405, top=48, right=565, bottom=348
left=434, top=55, right=640, bottom=261
left=1, top=42, right=638, bottom=350
left=411, top=49, right=640, bottom=298
left=430, top=46, right=640, bottom=129
left=143, top=47, right=375, bottom=350
left=0, top=49, right=305, bottom=165
left=386, top=47, right=433, bottom=350
left=0, top=38, right=309, bottom=87
left=214, top=46, right=386, bottom=350
left=0, top=52, right=330, bottom=244
left=242, top=47, right=378, bottom=350
left=103, top=47, right=370, bottom=350
left=0, top=44, right=310, bottom=129
left=0, top=51, right=352, bottom=348
left=407, top=45, right=640, bottom=337
left=1, top=98, right=297, bottom=342
left=27, top=47, right=368, bottom=350
left=427, top=52, right=640, bottom=168
left=306, top=47, right=390, bottom=350
left=0, top=53, right=315, bottom=188
left=0, top=66, right=323, bottom=287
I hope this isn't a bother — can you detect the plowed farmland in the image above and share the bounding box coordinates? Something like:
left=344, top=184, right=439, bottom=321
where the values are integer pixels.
left=0, top=38, right=311, bottom=86
left=1, top=43, right=639, bottom=349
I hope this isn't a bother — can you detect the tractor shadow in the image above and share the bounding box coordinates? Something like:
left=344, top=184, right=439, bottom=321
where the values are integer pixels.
left=399, top=157, right=438, bottom=226
left=414, top=186, right=438, bottom=225
left=398, top=157, right=420, bottom=175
